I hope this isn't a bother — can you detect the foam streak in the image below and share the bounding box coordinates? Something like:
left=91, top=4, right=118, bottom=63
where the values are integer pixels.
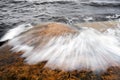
left=7, top=26, right=120, bottom=72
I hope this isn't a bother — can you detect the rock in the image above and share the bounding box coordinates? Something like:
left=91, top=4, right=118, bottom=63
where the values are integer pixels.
left=75, top=20, right=119, bottom=32
left=0, top=46, right=120, bottom=80
left=26, top=22, right=77, bottom=36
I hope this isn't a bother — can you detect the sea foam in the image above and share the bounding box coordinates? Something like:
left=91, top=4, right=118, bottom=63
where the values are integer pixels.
left=0, top=24, right=33, bottom=42
left=4, top=22, right=120, bottom=72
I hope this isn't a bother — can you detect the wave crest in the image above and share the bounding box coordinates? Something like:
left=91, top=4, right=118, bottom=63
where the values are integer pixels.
left=6, top=22, right=120, bottom=72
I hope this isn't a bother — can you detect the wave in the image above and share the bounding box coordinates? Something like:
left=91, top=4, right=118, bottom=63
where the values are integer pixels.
left=0, top=24, right=33, bottom=42
left=2, top=22, right=120, bottom=72
left=84, top=1, right=120, bottom=7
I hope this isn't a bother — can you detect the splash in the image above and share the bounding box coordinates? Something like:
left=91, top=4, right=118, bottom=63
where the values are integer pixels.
left=0, top=24, right=33, bottom=42
left=4, top=22, right=120, bottom=72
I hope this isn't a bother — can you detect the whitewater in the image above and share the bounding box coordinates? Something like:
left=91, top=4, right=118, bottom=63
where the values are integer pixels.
left=0, top=20, right=120, bottom=73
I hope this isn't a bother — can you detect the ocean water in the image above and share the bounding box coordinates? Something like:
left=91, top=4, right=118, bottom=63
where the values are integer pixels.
left=1, top=0, right=120, bottom=72
left=0, top=0, right=120, bottom=37
left=0, top=0, right=120, bottom=26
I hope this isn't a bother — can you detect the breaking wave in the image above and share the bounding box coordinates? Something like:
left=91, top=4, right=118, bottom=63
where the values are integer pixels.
left=0, top=24, right=33, bottom=42
left=2, top=22, right=120, bottom=72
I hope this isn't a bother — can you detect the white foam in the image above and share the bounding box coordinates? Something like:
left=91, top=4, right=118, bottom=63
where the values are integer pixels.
left=7, top=25, right=120, bottom=72
left=0, top=24, right=33, bottom=42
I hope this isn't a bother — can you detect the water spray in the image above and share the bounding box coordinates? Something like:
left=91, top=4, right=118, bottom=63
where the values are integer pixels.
left=1, top=21, right=120, bottom=73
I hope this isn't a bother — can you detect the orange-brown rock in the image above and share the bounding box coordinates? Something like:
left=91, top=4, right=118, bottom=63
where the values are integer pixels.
left=23, top=22, right=77, bottom=37
left=75, top=21, right=119, bottom=32
left=13, top=22, right=78, bottom=47
left=0, top=46, right=120, bottom=80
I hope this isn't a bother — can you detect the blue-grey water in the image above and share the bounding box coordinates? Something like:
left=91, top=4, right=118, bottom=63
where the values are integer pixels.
left=0, top=0, right=120, bottom=37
